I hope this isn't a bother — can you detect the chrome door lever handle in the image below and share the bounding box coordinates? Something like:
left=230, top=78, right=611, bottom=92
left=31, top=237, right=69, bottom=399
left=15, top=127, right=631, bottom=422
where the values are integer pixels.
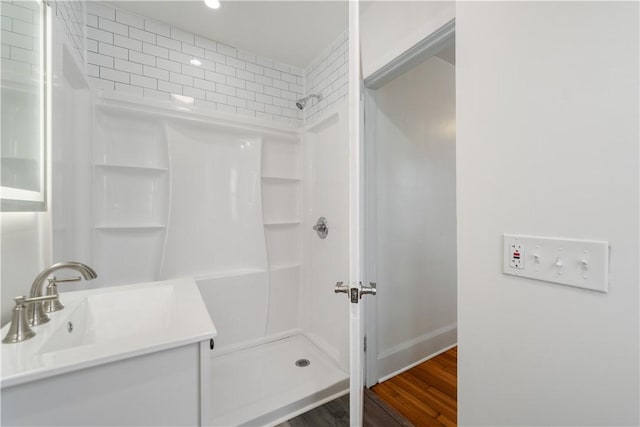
left=360, top=282, right=377, bottom=298
left=334, top=281, right=349, bottom=294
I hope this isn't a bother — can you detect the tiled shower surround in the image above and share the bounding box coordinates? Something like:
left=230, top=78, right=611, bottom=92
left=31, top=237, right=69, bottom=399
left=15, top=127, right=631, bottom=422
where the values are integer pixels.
left=85, top=2, right=349, bottom=127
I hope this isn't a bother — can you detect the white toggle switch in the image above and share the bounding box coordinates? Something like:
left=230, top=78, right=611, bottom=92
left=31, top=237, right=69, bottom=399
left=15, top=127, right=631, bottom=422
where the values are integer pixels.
left=503, top=234, right=609, bottom=292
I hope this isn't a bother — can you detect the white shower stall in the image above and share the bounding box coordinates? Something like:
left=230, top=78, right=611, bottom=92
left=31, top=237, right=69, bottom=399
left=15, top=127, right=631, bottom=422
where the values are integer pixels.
left=50, top=2, right=350, bottom=425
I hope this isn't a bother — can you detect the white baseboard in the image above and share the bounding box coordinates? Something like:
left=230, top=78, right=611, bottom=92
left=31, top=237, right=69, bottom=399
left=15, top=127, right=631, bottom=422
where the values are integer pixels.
left=376, top=323, right=457, bottom=383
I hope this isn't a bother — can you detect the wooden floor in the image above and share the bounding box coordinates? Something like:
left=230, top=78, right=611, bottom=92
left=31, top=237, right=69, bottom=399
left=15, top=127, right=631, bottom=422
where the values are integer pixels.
left=280, top=346, right=457, bottom=427
left=371, top=347, right=458, bottom=427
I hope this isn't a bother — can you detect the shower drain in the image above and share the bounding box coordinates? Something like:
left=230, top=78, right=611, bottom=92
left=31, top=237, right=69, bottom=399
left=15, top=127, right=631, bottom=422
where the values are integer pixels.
left=295, top=359, right=310, bottom=367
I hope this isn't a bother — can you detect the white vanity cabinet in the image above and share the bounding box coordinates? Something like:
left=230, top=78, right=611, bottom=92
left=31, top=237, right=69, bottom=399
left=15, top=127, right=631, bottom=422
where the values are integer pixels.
left=1, top=278, right=216, bottom=426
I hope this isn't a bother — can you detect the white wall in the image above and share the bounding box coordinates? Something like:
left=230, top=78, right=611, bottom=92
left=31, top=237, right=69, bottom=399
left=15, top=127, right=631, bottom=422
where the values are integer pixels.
left=360, top=1, right=454, bottom=79
left=457, top=2, right=639, bottom=425
left=371, top=55, right=457, bottom=380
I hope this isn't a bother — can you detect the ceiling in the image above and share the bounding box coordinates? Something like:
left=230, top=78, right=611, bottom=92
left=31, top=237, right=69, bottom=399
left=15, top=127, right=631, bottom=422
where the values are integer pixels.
left=109, top=1, right=348, bottom=69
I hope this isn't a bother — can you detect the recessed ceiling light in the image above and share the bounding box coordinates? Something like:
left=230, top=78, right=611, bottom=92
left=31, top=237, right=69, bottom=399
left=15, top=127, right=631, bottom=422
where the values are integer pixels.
left=190, top=58, right=202, bottom=66
left=204, top=0, right=220, bottom=9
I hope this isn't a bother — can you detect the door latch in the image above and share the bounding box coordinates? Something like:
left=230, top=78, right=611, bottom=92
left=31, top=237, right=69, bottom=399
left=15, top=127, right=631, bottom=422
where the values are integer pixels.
left=334, top=282, right=377, bottom=303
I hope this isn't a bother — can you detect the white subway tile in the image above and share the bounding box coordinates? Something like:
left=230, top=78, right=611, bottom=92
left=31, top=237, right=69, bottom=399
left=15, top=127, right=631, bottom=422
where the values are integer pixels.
left=87, top=51, right=114, bottom=68
left=2, top=3, right=33, bottom=23
left=273, top=79, right=288, bottom=90
left=87, top=3, right=115, bottom=21
left=98, top=17, right=127, bottom=36
left=131, top=73, right=157, bottom=89
left=156, top=57, right=181, bottom=73
left=273, top=61, right=289, bottom=73
left=143, top=65, right=168, bottom=81
left=12, top=19, right=35, bottom=37
left=246, top=62, right=264, bottom=75
left=236, top=88, right=255, bottom=101
left=143, top=42, right=168, bottom=59
left=247, top=100, right=265, bottom=112
left=144, top=19, right=170, bottom=37
left=114, top=34, right=142, bottom=51
left=182, top=43, right=204, bottom=57
left=87, top=63, right=99, bottom=77
left=1, top=44, right=9, bottom=60
left=264, top=104, right=282, bottom=115
left=217, top=104, right=236, bottom=115
left=280, top=90, right=296, bottom=101
left=237, top=50, right=255, bottom=63
left=86, top=26, right=112, bottom=44
left=204, top=49, right=225, bottom=64
left=273, top=97, right=289, bottom=108
left=115, top=58, right=142, bottom=74
left=231, top=69, right=252, bottom=83
left=194, top=78, right=215, bottom=91
left=157, top=79, right=181, bottom=94
left=129, top=27, right=155, bottom=44
left=10, top=46, right=36, bottom=65
left=195, top=99, right=217, bottom=111
left=226, top=57, right=245, bottom=70
left=204, top=69, right=225, bottom=84
left=215, top=62, right=235, bottom=77
left=99, top=42, right=127, bottom=60
left=100, top=67, right=129, bottom=84
left=183, top=86, right=205, bottom=100
left=194, top=36, right=216, bottom=51
left=245, top=81, right=263, bottom=94
left=1, top=16, right=12, bottom=32
left=256, top=93, right=273, bottom=105
left=169, top=72, right=193, bottom=86
left=264, top=86, right=281, bottom=97
left=217, top=43, right=236, bottom=58
left=143, top=87, right=169, bottom=100
left=289, top=83, right=303, bottom=94
left=115, top=82, right=143, bottom=97
left=264, top=68, right=280, bottom=80
left=168, top=49, right=191, bottom=64
left=296, top=76, right=303, bottom=86
left=255, top=75, right=272, bottom=86
left=87, top=39, right=98, bottom=53
left=256, top=56, right=273, bottom=68
left=281, top=73, right=297, bottom=84
left=215, top=83, right=236, bottom=96
left=3, top=58, right=30, bottom=75
left=289, top=65, right=303, bottom=77
left=116, top=9, right=144, bottom=29
left=206, top=91, right=226, bottom=103
left=225, top=76, right=245, bottom=89
left=130, top=50, right=155, bottom=67
left=182, top=63, right=204, bottom=78
left=89, top=76, right=114, bottom=91
left=157, top=35, right=180, bottom=51
left=170, top=27, right=194, bottom=44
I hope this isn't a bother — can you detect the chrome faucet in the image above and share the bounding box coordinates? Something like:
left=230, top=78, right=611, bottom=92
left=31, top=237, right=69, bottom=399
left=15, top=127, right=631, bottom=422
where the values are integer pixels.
left=27, top=262, right=98, bottom=327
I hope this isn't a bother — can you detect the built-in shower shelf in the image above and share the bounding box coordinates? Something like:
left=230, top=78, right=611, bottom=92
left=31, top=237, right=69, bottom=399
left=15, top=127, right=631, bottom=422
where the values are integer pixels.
left=261, top=176, right=301, bottom=182
left=195, top=268, right=268, bottom=281
left=263, top=221, right=301, bottom=226
left=94, top=225, right=167, bottom=230
left=95, top=164, right=169, bottom=172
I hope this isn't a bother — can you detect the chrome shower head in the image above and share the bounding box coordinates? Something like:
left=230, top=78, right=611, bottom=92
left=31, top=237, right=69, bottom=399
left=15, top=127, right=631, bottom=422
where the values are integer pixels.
left=296, top=93, right=322, bottom=110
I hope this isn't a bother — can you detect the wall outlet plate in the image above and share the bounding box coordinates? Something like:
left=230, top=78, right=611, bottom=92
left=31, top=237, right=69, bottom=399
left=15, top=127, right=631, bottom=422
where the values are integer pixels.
left=503, top=234, right=609, bottom=293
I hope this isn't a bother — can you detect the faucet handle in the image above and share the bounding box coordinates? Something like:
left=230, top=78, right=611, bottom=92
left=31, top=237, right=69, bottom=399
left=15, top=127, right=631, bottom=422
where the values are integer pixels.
left=3, top=295, right=58, bottom=344
left=44, top=276, right=81, bottom=313
left=48, top=276, right=81, bottom=284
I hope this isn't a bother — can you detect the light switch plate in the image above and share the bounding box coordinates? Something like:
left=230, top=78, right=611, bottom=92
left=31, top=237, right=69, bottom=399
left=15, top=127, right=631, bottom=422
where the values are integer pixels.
left=503, top=234, right=609, bottom=293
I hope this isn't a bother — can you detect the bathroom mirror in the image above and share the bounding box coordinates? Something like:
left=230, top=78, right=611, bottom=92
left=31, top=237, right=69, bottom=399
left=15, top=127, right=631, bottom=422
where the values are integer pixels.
left=0, top=0, right=48, bottom=211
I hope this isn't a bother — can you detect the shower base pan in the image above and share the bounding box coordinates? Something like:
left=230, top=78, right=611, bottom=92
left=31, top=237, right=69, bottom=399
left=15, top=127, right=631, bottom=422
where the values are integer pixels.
left=208, top=334, right=349, bottom=426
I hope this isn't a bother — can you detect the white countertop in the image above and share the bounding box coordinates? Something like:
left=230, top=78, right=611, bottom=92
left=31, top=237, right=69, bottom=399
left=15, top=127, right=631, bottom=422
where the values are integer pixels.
left=1, top=278, right=216, bottom=388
